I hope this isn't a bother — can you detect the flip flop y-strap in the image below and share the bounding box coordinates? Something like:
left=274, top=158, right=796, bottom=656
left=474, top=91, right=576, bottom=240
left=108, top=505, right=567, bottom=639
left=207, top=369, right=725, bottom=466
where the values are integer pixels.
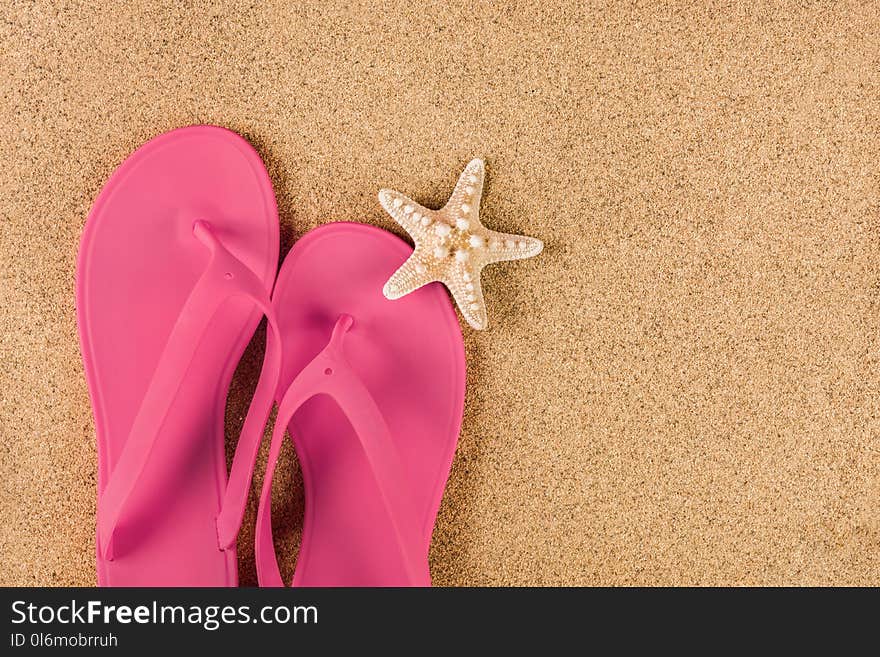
left=97, top=220, right=282, bottom=561
left=254, top=314, right=428, bottom=587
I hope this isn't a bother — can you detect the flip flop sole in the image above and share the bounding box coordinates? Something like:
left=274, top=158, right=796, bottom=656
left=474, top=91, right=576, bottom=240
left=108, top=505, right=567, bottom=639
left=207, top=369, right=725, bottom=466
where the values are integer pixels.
left=77, top=125, right=278, bottom=585
left=270, top=222, right=466, bottom=586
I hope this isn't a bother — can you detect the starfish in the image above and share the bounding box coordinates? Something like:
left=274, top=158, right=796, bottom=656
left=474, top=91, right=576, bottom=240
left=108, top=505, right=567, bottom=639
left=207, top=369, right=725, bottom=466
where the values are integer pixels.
left=379, top=159, right=543, bottom=330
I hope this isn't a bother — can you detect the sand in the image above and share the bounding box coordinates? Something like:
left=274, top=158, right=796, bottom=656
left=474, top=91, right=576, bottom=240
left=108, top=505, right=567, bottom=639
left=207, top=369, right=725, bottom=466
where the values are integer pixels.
left=1, top=1, right=879, bottom=586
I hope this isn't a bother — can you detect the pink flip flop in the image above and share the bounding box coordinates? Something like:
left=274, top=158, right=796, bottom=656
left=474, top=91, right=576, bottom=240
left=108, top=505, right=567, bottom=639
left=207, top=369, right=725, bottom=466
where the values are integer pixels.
left=251, top=223, right=466, bottom=586
left=77, top=125, right=283, bottom=586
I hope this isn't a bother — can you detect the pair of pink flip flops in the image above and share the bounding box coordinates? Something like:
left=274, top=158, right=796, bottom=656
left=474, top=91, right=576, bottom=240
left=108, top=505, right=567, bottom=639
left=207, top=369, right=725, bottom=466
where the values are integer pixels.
left=77, top=126, right=466, bottom=586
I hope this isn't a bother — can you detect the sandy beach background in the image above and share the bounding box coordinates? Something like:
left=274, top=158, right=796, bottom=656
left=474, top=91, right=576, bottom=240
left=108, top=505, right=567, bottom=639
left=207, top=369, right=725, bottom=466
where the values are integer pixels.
left=1, top=1, right=879, bottom=585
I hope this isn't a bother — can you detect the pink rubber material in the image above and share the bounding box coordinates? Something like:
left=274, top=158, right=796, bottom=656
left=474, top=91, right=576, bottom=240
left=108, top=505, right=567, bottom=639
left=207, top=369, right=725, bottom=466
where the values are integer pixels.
left=77, top=126, right=279, bottom=586
left=253, top=223, right=466, bottom=586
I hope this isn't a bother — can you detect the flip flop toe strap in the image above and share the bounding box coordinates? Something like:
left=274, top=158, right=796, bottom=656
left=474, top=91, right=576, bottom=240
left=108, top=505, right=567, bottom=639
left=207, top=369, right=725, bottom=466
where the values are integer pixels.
left=254, top=315, right=428, bottom=587
left=97, top=221, right=282, bottom=561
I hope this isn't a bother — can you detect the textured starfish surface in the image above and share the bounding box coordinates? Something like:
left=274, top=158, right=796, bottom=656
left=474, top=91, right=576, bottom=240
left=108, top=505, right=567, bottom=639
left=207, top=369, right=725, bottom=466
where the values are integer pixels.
left=380, top=159, right=543, bottom=330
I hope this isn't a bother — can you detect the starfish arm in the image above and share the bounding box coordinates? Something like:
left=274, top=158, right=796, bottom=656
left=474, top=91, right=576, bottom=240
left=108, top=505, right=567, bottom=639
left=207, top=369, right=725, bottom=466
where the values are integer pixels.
left=382, top=253, right=436, bottom=300
left=446, top=268, right=488, bottom=330
left=378, top=189, right=434, bottom=239
left=484, top=231, right=544, bottom=264
left=444, top=158, right=485, bottom=222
